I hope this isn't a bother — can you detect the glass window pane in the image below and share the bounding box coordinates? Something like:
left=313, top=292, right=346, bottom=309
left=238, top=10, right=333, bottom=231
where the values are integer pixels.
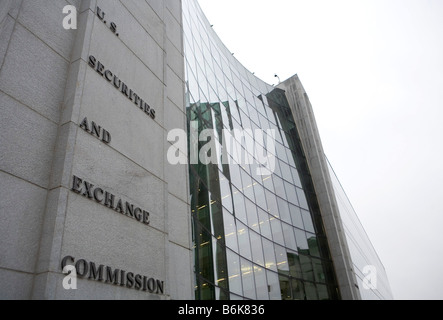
left=275, top=143, right=288, bottom=163
left=265, top=189, right=279, bottom=218
left=241, top=259, right=256, bottom=300
left=220, top=172, right=233, bottom=213
left=273, top=176, right=286, bottom=199
left=230, top=293, right=244, bottom=300
left=286, top=148, right=296, bottom=168
left=304, top=282, right=318, bottom=300
left=237, top=221, right=252, bottom=260
left=262, top=238, right=277, bottom=272
left=287, top=251, right=302, bottom=279
left=301, top=209, right=315, bottom=233
left=226, top=249, right=243, bottom=296
left=290, top=166, right=302, bottom=188
left=277, top=197, right=291, bottom=224
left=267, top=271, right=281, bottom=300
left=312, top=258, right=327, bottom=284
left=270, top=217, right=285, bottom=247
left=199, top=280, right=215, bottom=300
left=241, top=169, right=255, bottom=202
left=272, top=158, right=282, bottom=177
left=279, top=274, right=292, bottom=300
left=282, top=222, right=297, bottom=251
left=300, top=255, right=314, bottom=282
left=257, top=208, right=272, bottom=240
left=229, top=163, right=243, bottom=189
left=307, top=233, right=320, bottom=258
left=232, top=187, right=247, bottom=223
left=275, top=244, right=289, bottom=273
left=229, top=99, right=241, bottom=124
left=254, top=265, right=269, bottom=300
left=296, top=187, right=309, bottom=210
left=223, top=209, right=238, bottom=252
left=212, top=239, right=229, bottom=290
left=253, top=182, right=267, bottom=211
left=245, top=198, right=259, bottom=233
left=291, top=279, right=305, bottom=300
left=196, top=223, right=213, bottom=281
left=249, top=232, right=264, bottom=267
left=289, top=204, right=304, bottom=229
left=295, top=229, right=309, bottom=253
left=284, top=181, right=299, bottom=205
left=279, top=160, right=292, bottom=182
left=263, top=175, right=274, bottom=191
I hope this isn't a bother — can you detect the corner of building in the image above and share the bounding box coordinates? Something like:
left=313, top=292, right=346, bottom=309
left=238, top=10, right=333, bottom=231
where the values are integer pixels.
left=278, top=75, right=361, bottom=300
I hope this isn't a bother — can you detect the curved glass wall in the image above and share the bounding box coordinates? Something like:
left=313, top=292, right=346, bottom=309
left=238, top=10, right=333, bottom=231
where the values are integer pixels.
left=184, top=0, right=340, bottom=300
left=327, top=159, right=394, bottom=300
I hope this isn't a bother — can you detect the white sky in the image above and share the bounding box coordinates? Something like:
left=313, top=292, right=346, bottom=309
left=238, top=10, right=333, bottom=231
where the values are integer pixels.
left=199, top=0, right=443, bottom=300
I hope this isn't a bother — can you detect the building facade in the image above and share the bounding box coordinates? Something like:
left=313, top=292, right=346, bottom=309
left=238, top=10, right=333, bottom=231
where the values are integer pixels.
left=0, top=0, right=392, bottom=300
left=0, top=0, right=192, bottom=300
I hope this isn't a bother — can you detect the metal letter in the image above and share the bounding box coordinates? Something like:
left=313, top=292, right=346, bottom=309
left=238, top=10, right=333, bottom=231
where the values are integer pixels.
left=82, top=181, right=94, bottom=199
left=61, top=255, right=75, bottom=270
left=126, top=272, right=135, bottom=288
left=134, top=208, right=142, bottom=221
left=104, top=192, right=115, bottom=209
left=115, top=199, right=124, bottom=214
left=102, top=130, right=112, bottom=144
left=96, top=6, right=105, bottom=20
left=105, top=267, right=119, bottom=285
left=125, top=202, right=134, bottom=218
left=89, top=262, right=104, bottom=281
left=93, top=188, right=104, bottom=203
left=75, top=259, right=89, bottom=277
left=143, top=211, right=150, bottom=225
left=71, top=176, right=83, bottom=194
left=134, top=274, right=143, bottom=290
left=113, top=75, right=121, bottom=89
left=79, top=117, right=90, bottom=132
left=156, top=280, right=164, bottom=295
left=91, top=121, right=101, bottom=138
left=104, top=70, right=113, bottom=82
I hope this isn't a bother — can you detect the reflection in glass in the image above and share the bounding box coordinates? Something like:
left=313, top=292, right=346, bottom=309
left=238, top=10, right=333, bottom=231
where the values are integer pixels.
left=254, top=265, right=269, bottom=300
left=291, top=279, right=305, bottom=300
left=237, top=221, right=252, bottom=260
left=304, top=283, right=318, bottom=300
left=241, top=259, right=256, bottom=300
left=249, top=232, right=264, bottom=267
left=275, top=245, right=289, bottom=273
left=267, top=271, right=281, bottom=300
left=294, top=229, right=309, bottom=253
left=282, top=222, right=297, bottom=251
left=262, top=238, right=277, bottom=272
left=185, top=0, right=340, bottom=300
left=226, top=249, right=243, bottom=296
left=284, top=180, right=298, bottom=205
left=270, top=218, right=285, bottom=247
left=223, top=209, right=238, bottom=252
left=257, top=208, right=272, bottom=240
left=301, top=209, right=315, bottom=233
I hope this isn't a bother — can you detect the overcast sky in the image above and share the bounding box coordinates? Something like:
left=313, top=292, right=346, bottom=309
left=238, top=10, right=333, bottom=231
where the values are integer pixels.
left=199, top=0, right=443, bottom=300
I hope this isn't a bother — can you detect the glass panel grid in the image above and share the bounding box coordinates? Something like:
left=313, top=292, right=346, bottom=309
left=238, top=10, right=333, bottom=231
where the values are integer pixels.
left=185, top=0, right=339, bottom=300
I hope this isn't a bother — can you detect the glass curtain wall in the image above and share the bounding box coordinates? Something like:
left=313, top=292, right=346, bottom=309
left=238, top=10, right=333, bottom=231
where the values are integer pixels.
left=184, top=0, right=340, bottom=300
left=327, top=159, right=394, bottom=300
